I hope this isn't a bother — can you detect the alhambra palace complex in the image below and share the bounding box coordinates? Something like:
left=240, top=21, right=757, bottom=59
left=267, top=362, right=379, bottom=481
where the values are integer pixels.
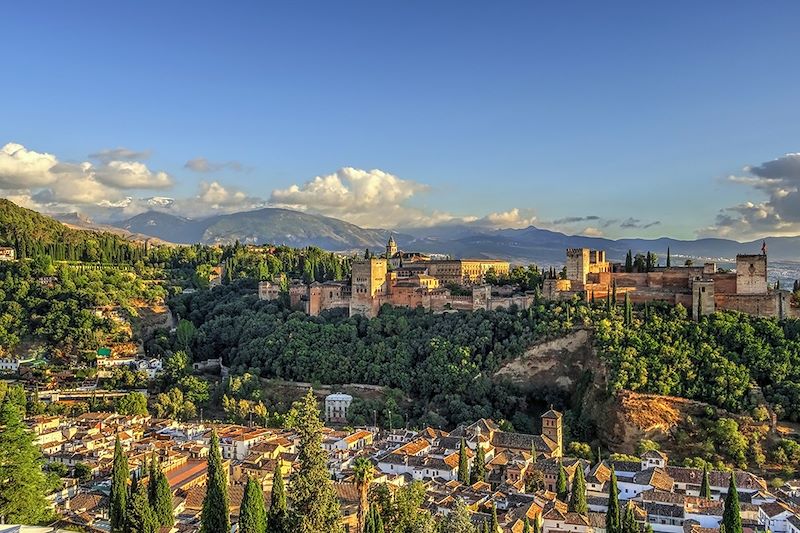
left=259, top=237, right=796, bottom=319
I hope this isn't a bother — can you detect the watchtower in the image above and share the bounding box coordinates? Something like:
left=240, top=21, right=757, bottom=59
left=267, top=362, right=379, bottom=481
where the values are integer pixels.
left=541, top=408, right=563, bottom=458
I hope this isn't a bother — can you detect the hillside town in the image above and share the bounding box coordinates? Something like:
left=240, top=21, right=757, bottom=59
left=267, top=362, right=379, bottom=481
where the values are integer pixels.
left=15, top=399, right=800, bottom=533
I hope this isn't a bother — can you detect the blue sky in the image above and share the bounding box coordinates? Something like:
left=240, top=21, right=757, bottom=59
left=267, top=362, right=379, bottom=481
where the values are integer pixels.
left=1, top=1, right=800, bottom=239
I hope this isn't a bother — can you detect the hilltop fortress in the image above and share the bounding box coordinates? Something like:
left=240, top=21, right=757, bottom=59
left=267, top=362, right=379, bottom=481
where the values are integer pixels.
left=260, top=238, right=795, bottom=319
left=259, top=237, right=513, bottom=317
left=544, top=247, right=794, bottom=319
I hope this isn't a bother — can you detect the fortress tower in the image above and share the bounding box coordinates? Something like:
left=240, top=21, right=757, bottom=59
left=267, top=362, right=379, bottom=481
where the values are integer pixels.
left=386, top=235, right=398, bottom=259
left=349, top=257, right=388, bottom=317
left=736, top=254, right=768, bottom=295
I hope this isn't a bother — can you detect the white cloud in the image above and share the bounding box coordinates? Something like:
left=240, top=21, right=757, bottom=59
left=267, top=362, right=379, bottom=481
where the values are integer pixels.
left=197, top=181, right=249, bottom=207
left=582, top=227, right=604, bottom=237
left=473, top=208, right=537, bottom=229
left=0, top=143, right=59, bottom=188
left=701, top=153, right=800, bottom=239
left=93, top=160, right=173, bottom=189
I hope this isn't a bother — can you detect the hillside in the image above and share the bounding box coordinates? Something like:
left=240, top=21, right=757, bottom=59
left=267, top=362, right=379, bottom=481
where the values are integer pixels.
left=0, top=198, right=145, bottom=262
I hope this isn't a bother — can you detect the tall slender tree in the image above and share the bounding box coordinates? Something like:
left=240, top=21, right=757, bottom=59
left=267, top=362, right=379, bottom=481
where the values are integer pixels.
left=699, top=464, right=711, bottom=499
left=353, top=456, right=374, bottom=533
left=471, top=444, right=486, bottom=484
left=0, top=397, right=51, bottom=525
left=458, top=438, right=470, bottom=484
left=625, top=250, right=633, bottom=273
left=666, top=247, right=671, bottom=268
left=490, top=503, right=499, bottom=533
left=569, top=464, right=588, bottom=514
left=289, top=389, right=343, bottom=533
left=125, top=482, right=157, bottom=533
left=201, top=430, right=231, bottom=533
left=239, top=475, right=267, bottom=533
left=110, top=435, right=129, bottom=532
left=621, top=502, right=638, bottom=533
left=624, top=292, right=633, bottom=326
left=149, top=457, right=174, bottom=528
left=722, top=474, right=742, bottom=533
left=266, top=462, right=289, bottom=533
left=606, top=470, right=620, bottom=533
left=555, top=461, right=568, bottom=501
left=523, top=517, right=532, bottom=533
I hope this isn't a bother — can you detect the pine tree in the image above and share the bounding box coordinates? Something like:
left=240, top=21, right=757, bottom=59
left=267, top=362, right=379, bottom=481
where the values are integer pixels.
left=606, top=470, right=620, bottom=533
left=0, top=397, right=51, bottom=525
left=201, top=430, right=231, bottom=533
left=569, top=464, right=588, bottom=514
left=699, top=464, right=711, bottom=499
left=289, top=389, right=343, bottom=533
left=149, top=457, right=174, bottom=528
left=266, top=462, right=289, bottom=533
left=722, top=474, right=742, bottom=533
left=458, top=438, right=470, bottom=484
left=555, top=461, right=568, bottom=501
left=438, top=497, right=473, bottom=533
left=239, top=475, right=267, bottom=533
left=125, top=481, right=158, bottom=533
left=470, top=444, right=486, bottom=484
left=110, top=435, right=129, bottom=532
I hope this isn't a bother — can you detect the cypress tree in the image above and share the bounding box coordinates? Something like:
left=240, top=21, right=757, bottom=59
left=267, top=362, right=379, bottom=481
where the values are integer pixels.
left=110, top=435, right=129, bottom=532
left=239, top=475, right=267, bottom=533
left=624, top=292, right=632, bottom=326
left=289, top=389, right=343, bottom=533
left=266, top=462, right=289, bottom=533
left=0, top=397, right=51, bottom=525
left=569, top=464, right=588, bottom=514
left=699, top=464, right=711, bottom=499
left=666, top=247, right=671, bottom=268
left=374, top=504, right=384, bottom=533
left=722, top=474, right=742, bottom=533
left=606, top=293, right=612, bottom=314
left=125, top=482, right=157, bottom=533
left=622, top=502, right=638, bottom=533
left=625, top=250, right=633, bottom=273
left=471, top=444, right=486, bottom=484
left=555, top=461, right=568, bottom=501
left=151, top=459, right=174, bottom=528
left=523, top=517, right=532, bottom=533
left=201, top=430, right=231, bottom=533
left=458, top=438, right=470, bottom=484
left=606, top=470, right=620, bottom=533
left=611, top=280, right=617, bottom=306
left=363, top=505, right=375, bottom=533
left=490, top=503, right=499, bottom=533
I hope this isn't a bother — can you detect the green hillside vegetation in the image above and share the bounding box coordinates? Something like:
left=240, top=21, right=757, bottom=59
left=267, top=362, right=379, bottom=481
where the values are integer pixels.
left=0, top=199, right=146, bottom=263
left=170, top=284, right=800, bottom=435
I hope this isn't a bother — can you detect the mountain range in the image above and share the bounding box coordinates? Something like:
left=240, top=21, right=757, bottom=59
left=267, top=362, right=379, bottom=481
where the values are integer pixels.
left=59, top=206, right=800, bottom=265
